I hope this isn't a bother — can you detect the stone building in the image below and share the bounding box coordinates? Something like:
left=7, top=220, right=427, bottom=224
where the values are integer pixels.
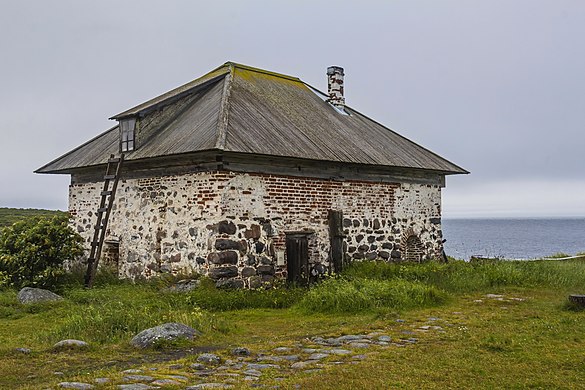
left=36, top=62, right=467, bottom=286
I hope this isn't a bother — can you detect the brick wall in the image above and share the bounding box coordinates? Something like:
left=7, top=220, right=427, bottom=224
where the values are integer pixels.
left=69, top=170, right=444, bottom=285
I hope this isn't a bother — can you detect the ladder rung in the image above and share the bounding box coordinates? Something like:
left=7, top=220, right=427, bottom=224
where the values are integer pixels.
left=97, top=207, right=108, bottom=213
left=104, top=174, right=116, bottom=180
left=108, top=157, right=120, bottom=163
left=90, top=241, right=100, bottom=247
left=101, top=191, right=112, bottom=196
left=94, top=223, right=107, bottom=230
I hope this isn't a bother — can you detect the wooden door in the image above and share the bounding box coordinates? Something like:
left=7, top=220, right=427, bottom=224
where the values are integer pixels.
left=286, top=234, right=309, bottom=284
left=328, top=210, right=344, bottom=273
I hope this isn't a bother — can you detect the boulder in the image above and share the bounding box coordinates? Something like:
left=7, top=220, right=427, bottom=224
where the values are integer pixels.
left=17, top=287, right=63, bottom=304
left=241, top=266, right=256, bottom=278
left=130, top=323, right=201, bottom=348
left=218, top=220, right=237, bottom=235
left=53, top=339, right=89, bottom=350
left=569, top=294, right=585, bottom=308
left=382, top=242, right=394, bottom=250
left=208, top=266, right=238, bottom=279
left=365, top=251, right=378, bottom=260
left=214, top=239, right=241, bottom=251
left=207, top=251, right=238, bottom=265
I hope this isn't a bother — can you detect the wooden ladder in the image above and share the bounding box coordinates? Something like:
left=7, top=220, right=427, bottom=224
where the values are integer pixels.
left=84, top=154, right=124, bottom=288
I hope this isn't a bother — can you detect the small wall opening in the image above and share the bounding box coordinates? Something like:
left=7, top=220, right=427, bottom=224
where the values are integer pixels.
left=401, top=228, right=425, bottom=263
left=101, top=240, right=120, bottom=272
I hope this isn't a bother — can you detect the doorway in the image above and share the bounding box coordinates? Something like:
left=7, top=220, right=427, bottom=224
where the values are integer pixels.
left=285, top=232, right=310, bottom=284
left=328, top=210, right=344, bottom=273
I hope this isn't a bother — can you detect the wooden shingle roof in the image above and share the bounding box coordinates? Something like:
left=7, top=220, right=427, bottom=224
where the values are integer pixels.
left=36, top=62, right=467, bottom=175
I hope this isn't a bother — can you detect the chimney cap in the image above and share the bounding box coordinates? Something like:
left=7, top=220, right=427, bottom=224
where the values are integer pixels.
left=327, top=66, right=344, bottom=75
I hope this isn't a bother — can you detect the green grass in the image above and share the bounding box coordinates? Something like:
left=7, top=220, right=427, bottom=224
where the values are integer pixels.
left=342, top=257, right=585, bottom=293
left=0, top=207, right=66, bottom=227
left=185, top=277, right=306, bottom=311
left=51, top=284, right=229, bottom=344
left=2, top=258, right=585, bottom=389
left=298, top=277, right=447, bottom=313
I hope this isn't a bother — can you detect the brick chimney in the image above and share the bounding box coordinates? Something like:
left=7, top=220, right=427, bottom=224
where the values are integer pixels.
left=327, top=66, right=345, bottom=108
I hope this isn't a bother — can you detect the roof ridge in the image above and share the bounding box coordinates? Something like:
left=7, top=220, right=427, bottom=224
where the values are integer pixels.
left=215, top=63, right=235, bottom=150
left=225, top=61, right=301, bottom=82
left=111, top=65, right=230, bottom=119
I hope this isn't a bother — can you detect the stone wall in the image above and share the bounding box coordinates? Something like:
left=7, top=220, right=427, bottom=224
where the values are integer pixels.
left=69, top=170, right=444, bottom=285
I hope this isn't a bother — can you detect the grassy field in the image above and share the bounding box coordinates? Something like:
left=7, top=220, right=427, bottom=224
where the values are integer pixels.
left=0, top=207, right=66, bottom=227
left=2, top=259, right=585, bottom=389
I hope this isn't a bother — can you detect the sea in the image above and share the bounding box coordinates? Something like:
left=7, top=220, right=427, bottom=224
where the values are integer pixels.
left=442, top=218, right=585, bottom=260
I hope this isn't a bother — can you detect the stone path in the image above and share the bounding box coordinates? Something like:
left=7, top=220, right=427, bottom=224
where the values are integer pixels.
left=48, top=294, right=526, bottom=389
left=53, top=326, right=430, bottom=389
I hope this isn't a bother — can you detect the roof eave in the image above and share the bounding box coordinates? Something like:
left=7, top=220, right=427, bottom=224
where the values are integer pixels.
left=34, top=125, right=119, bottom=174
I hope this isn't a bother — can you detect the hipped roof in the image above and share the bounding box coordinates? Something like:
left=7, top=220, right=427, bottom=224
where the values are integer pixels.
left=36, top=62, right=468, bottom=175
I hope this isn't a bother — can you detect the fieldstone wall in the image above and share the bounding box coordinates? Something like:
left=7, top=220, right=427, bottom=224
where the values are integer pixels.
left=69, top=171, right=444, bottom=284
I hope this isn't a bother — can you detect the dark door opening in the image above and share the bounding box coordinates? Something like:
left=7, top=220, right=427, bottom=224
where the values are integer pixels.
left=328, top=210, right=344, bottom=273
left=285, top=233, right=310, bottom=284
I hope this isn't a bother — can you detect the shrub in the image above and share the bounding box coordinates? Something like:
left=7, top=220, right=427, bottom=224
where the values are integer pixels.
left=0, top=215, right=83, bottom=289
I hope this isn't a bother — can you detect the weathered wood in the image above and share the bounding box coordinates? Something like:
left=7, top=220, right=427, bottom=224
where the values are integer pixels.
left=84, top=154, right=124, bottom=288
left=71, top=150, right=446, bottom=186
left=328, top=210, right=344, bottom=273
left=285, top=233, right=310, bottom=285
left=223, top=152, right=446, bottom=186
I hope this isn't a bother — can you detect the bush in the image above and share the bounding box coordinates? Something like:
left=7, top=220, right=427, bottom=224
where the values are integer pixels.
left=0, top=215, right=83, bottom=289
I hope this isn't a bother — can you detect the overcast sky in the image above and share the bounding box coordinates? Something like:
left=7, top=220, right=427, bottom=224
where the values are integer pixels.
left=0, top=0, right=583, bottom=218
